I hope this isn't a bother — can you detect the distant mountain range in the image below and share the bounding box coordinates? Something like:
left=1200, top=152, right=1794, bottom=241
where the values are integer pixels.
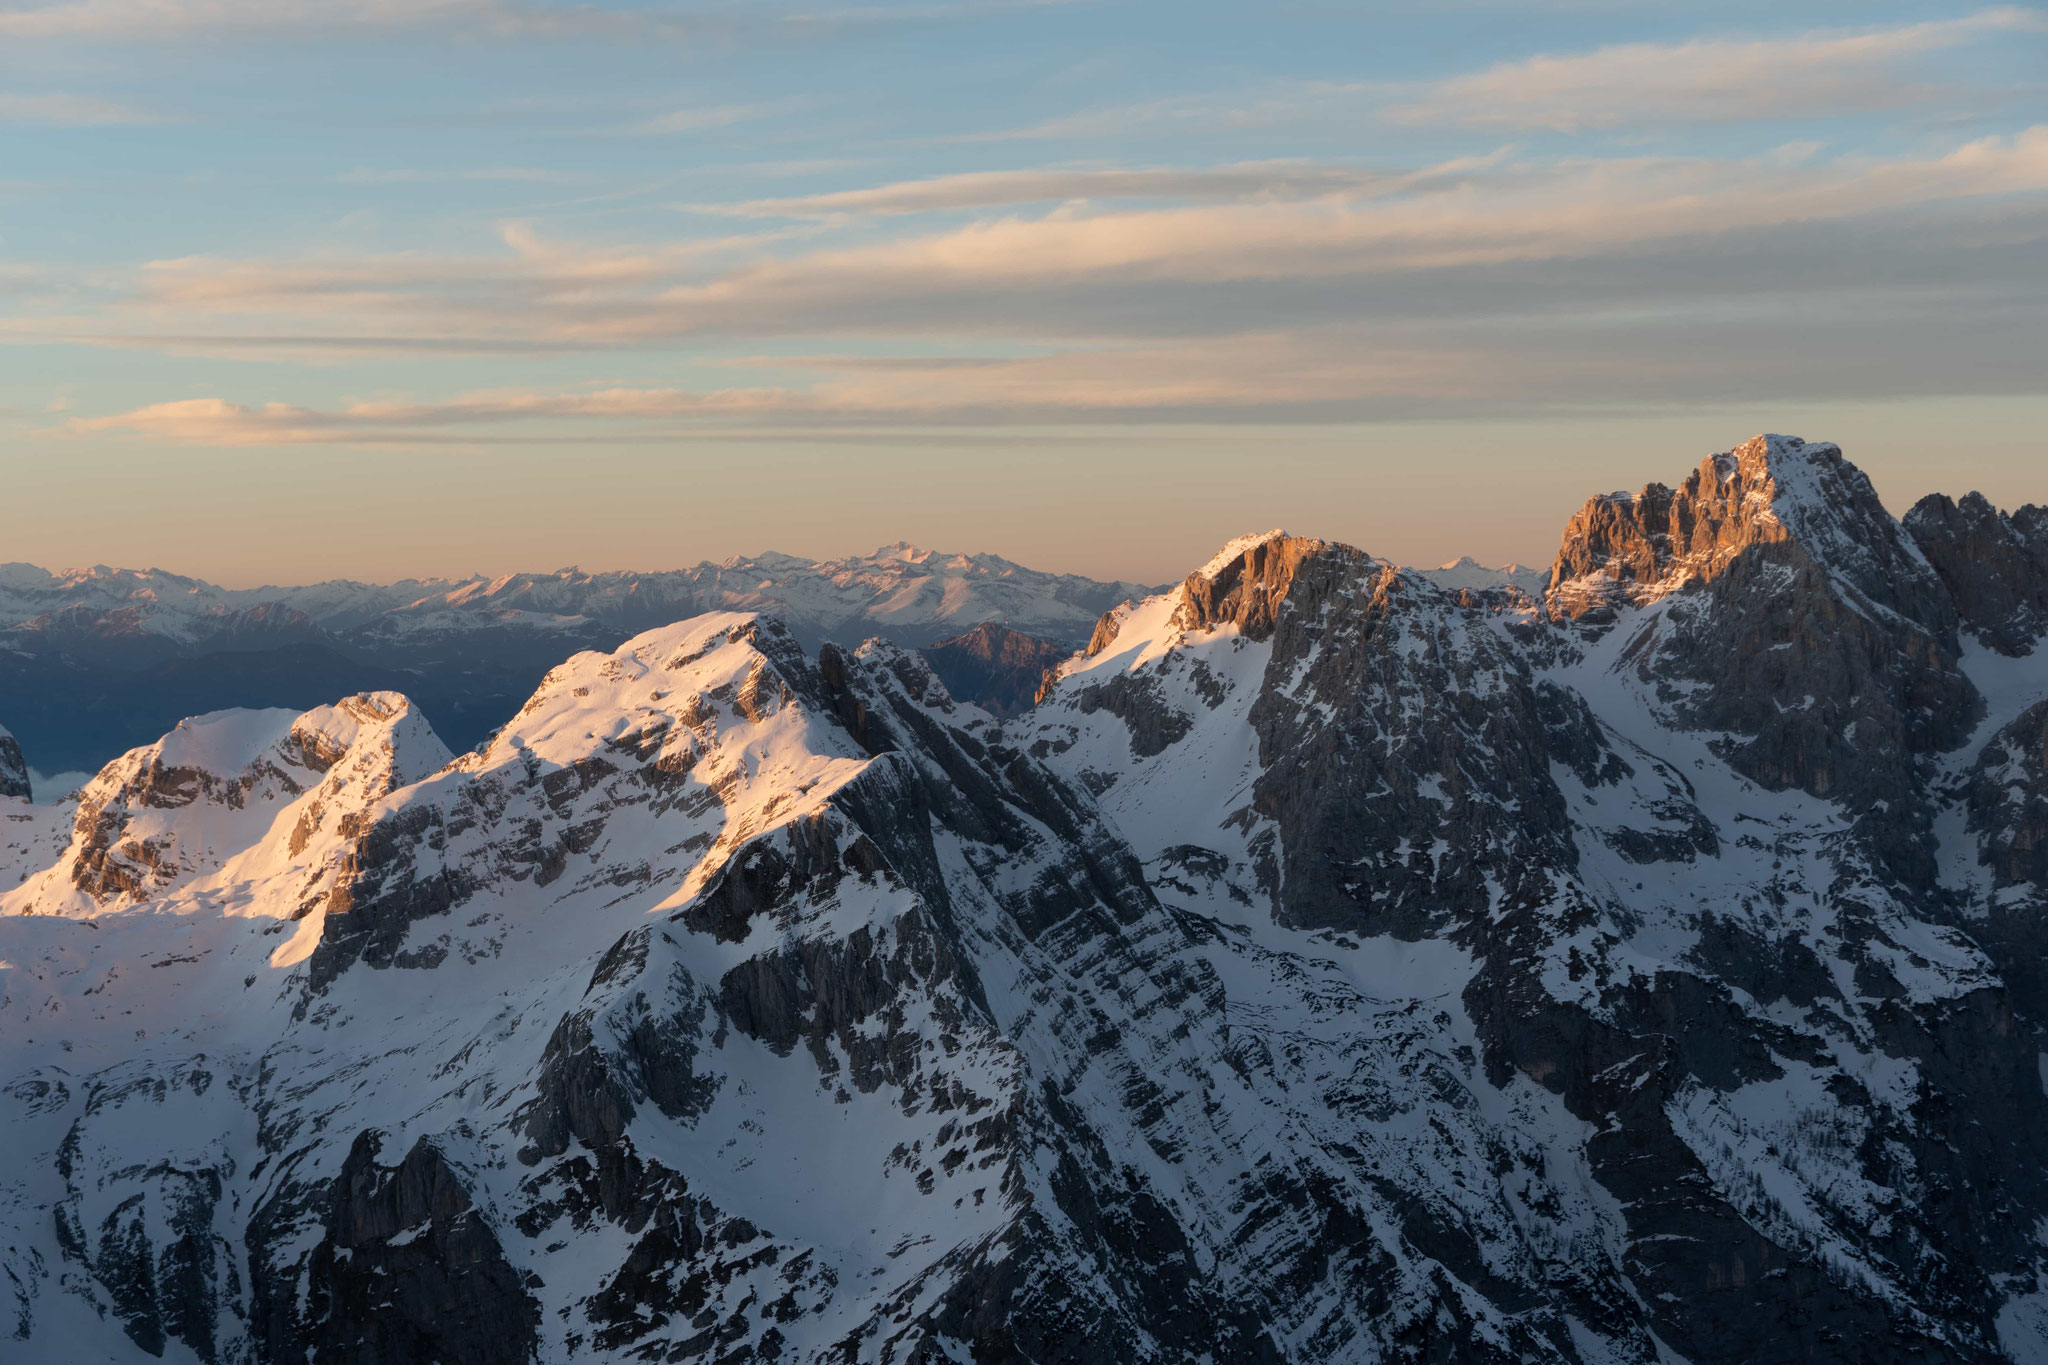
left=0, top=545, right=1164, bottom=777
left=0, top=545, right=1159, bottom=649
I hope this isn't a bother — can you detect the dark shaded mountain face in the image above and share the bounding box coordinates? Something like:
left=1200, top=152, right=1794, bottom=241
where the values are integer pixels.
left=0, top=722, right=28, bottom=800
left=919, top=622, right=1071, bottom=716
left=1905, top=492, right=2048, bottom=658
left=4, top=435, right=2048, bottom=1364
left=0, top=548, right=1150, bottom=778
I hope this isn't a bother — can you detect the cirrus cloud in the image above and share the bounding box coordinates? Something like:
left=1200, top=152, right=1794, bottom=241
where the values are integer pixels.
left=0, top=91, right=164, bottom=124
left=691, top=155, right=1507, bottom=218
left=1388, top=7, right=2048, bottom=132
left=44, top=127, right=2043, bottom=360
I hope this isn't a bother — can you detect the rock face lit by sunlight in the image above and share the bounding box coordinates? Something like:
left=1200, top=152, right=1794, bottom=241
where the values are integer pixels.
left=5, top=436, right=2048, bottom=1362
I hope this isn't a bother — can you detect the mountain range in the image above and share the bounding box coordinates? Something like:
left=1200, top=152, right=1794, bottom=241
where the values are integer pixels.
left=0, top=546, right=1166, bottom=779
left=0, top=544, right=1545, bottom=785
left=4, top=434, right=2046, bottom=1362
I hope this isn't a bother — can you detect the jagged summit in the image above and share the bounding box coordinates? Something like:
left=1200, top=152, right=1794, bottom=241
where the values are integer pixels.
left=1543, top=434, right=1978, bottom=860
left=1175, top=531, right=1339, bottom=640
left=871, top=540, right=942, bottom=564
left=1192, top=528, right=1291, bottom=581
left=1547, top=433, right=1949, bottom=632
left=1067, top=530, right=1349, bottom=669
left=1905, top=490, right=2048, bottom=657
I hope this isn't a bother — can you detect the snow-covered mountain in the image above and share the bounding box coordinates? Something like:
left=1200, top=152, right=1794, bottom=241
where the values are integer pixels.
left=3, top=435, right=2048, bottom=1362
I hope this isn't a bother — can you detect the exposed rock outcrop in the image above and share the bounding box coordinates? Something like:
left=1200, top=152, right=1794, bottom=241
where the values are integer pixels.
left=1549, top=434, right=1978, bottom=883
left=1905, top=492, right=2048, bottom=656
left=309, top=1132, right=539, bottom=1365
left=1248, top=543, right=1576, bottom=938
left=0, top=721, right=28, bottom=801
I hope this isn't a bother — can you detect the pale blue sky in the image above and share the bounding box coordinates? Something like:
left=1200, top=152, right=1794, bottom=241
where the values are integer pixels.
left=2, top=0, right=2044, bottom=584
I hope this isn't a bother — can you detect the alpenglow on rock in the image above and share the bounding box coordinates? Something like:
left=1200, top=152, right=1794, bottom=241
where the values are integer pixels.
left=3, top=435, right=2048, bottom=1363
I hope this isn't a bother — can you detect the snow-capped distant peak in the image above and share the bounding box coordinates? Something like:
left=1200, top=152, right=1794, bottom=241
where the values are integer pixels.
left=874, top=541, right=933, bottom=564
left=1417, top=557, right=1550, bottom=595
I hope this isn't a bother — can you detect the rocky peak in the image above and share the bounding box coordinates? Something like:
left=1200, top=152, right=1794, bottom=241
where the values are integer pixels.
left=1174, top=532, right=1333, bottom=640
left=1031, top=532, right=1580, bottom=940
left=1, top=694, right=450, bottom=917
left=276, top=691, right=453, bottom=867
left=0, top=722, right=28, bottom=802
left=1904, top=492, right=2048, bottom=656
left=1549, top=434, right=1954, bottom=643
left=873, top=540, right=934, bottom=564
left=1077, top=531, right=1335, bottom=662
left=1547, top=436, right=1978, bottom=883
left=302, top=612, right=875, bottom=989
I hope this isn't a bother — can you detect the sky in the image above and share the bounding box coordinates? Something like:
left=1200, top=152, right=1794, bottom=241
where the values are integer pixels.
left=1, top=0, right=2045, bottom=586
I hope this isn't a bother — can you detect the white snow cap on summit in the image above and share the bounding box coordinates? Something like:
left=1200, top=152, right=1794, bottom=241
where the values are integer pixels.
left=1196, top=530, right=1290, bottom=581
left=147, top=707, right=309, bottom=780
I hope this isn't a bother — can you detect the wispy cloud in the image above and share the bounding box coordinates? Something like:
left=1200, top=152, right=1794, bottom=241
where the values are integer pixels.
left=0, top=92, right=164, bottom=125
left=1389, top=8, right=2048, bottom=131
left=43, top=125, right=2048, bottom=430
left=693, top=157, right=1506, bottom=217
left=48, top=128, right=2042, bottom=360
left=63, top=335, right=1512, bottom=442
left=955, top=8, right=2048, bottom=145
left=624, top=101, right=797, bottom=136
left=946, top=87, right=1338, bottom=143
left=333, top=166, right=579, bottom=184
left=71, top=272, right=2048, bottom=443
left=0, top=0, right=695, bottom=39
left=74, top=390, right=787, bottom=442
left=0, top=0, right=1067, bottom=41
